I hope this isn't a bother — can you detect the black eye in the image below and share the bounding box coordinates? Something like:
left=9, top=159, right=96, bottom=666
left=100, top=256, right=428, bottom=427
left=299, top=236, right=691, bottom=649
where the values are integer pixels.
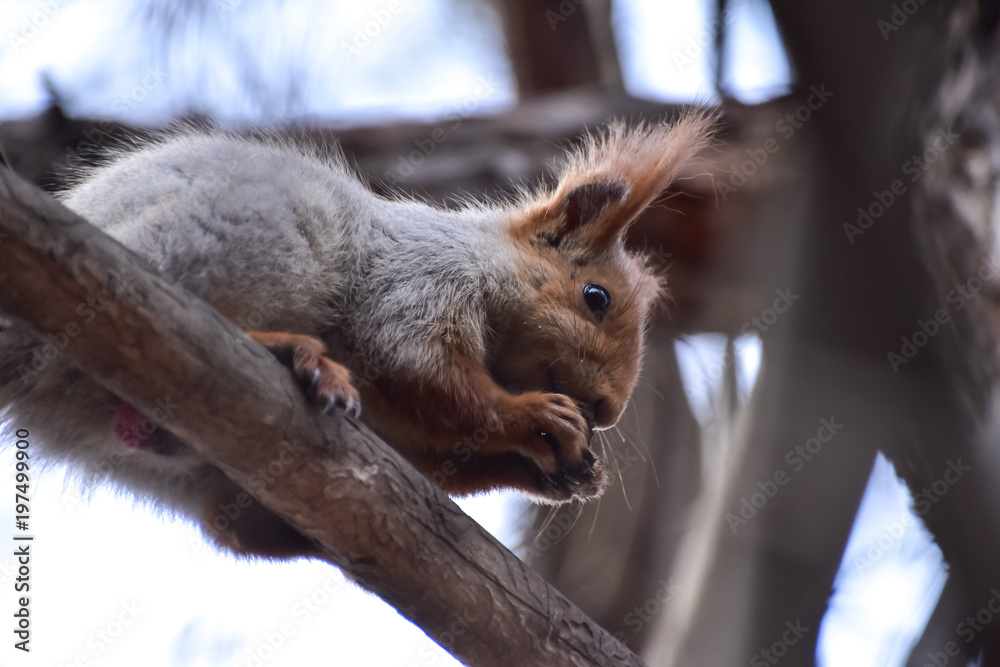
left=583, top=284, right=611, bottom=322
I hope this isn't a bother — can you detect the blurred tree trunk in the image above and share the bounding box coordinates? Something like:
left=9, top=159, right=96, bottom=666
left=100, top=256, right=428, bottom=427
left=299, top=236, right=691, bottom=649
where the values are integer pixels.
left=646, top=0, right=1000, bottom=664
left=898, top=2, right=1000, bottom=662
left=492, top=0, right=623, bottom=95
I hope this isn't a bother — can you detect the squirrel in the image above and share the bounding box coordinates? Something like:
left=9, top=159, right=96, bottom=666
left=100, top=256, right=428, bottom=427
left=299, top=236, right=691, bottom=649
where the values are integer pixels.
left=0, top=112, right=713, bottom=558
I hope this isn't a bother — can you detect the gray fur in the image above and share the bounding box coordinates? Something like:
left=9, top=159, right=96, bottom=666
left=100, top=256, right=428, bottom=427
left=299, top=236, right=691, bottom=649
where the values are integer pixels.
left=0, top=130, right=523, bottom=518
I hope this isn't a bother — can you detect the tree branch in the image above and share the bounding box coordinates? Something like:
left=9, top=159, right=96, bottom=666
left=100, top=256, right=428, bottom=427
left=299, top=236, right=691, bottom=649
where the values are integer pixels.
left=0, top=165, right=646, bottom=667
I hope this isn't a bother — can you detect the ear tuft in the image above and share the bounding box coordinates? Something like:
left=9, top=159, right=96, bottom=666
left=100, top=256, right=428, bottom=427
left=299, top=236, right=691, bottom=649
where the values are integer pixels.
left=553, top=110, right=717, bottom=248
left=508, top=110, right=715, bottom=250
left=563, top=182, right=628, bottom=233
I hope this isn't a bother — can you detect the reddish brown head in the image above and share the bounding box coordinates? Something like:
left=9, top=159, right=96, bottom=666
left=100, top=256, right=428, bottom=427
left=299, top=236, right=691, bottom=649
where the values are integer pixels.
left=492, top=112, right=714, bottom=428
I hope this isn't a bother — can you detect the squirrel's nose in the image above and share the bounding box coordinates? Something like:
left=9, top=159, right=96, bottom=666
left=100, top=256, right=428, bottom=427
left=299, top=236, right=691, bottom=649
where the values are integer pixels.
left=592, top=397, right=618, bottom=429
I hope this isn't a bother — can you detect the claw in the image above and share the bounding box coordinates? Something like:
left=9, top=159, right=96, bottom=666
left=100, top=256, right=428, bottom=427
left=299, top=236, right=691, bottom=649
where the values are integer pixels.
left=311, top=368, right=322, bottom=387
left=563, top=473, right=582, bottom=486
left=322, top=394, right=362, bottom=418
left=344, top=396, right=362, bottom=419
left=582, top=449, right=596, bottom=467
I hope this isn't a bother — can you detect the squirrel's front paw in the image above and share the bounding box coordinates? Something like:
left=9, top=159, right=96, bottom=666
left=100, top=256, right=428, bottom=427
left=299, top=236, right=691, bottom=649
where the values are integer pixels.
left=534, top=459, right=607, bottom=503
left=247, top=331, right=361, bottom=418
left=507, top=392, right=597, bottom=478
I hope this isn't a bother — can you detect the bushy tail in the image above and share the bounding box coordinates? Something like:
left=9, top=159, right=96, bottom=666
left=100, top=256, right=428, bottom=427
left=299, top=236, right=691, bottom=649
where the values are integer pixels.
left=0, top=320, right=42, bottom=424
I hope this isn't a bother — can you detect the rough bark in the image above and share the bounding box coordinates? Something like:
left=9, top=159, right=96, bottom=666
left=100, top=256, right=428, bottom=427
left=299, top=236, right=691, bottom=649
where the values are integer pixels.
left=0, top=164, right=646, bottom=667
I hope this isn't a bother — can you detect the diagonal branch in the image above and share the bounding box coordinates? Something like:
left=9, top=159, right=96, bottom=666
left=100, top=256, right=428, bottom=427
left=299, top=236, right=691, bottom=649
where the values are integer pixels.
left=0, top=165, right=646, bottom=667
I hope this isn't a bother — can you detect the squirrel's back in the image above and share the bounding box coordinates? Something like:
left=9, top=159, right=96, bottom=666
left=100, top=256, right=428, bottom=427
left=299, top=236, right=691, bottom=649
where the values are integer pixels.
left=0, top=130, right=519, bottom=489
left=62, top=133, right=372, bottom=332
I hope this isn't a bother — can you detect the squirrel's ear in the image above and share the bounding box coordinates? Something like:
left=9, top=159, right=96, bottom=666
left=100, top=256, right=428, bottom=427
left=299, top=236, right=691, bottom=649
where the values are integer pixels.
left=511, top=112, right=715, bottom=250
left=561, top=182, right=629, bottom=235
left=512, top=181, right=629, bottom=249
left=522, top=112, right=715, bottom=250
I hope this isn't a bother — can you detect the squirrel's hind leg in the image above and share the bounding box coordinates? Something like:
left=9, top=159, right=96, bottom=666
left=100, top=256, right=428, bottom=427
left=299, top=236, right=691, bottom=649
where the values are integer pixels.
left=201, top=481, right=321, bottom=559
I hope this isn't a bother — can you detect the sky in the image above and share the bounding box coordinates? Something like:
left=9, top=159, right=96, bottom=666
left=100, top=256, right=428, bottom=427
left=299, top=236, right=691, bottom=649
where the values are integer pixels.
left=0, top=1, right=945, bottom=665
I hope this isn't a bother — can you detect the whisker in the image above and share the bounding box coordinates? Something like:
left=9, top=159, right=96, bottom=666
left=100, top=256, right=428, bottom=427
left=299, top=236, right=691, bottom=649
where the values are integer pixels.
left=508, top=499, right=539, bottom=553
left=644, top=382, right=666, bottom=401
left=531, top=505, right=561, bottom=548
left=620, top=414, right=661, bottom=490
left=588, top=493, right=603, bottom=540
left=607, top=429, right=632, bottom=511
left=562, top=502, right=584, bottom=536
